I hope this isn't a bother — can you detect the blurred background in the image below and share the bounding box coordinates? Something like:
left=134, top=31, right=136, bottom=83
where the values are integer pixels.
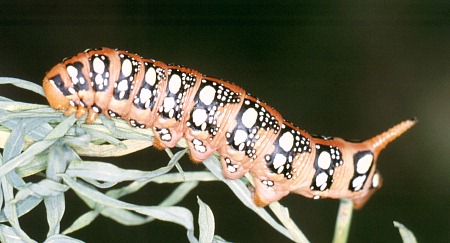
left=0, top=1, right=448, bottom=242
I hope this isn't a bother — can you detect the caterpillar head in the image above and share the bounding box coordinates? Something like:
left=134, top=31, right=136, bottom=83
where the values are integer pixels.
left=43, top=63, right=74, bottom=111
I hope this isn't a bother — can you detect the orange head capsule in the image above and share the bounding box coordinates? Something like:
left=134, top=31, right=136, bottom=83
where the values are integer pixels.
left=43, top=63, right=73, bottom=112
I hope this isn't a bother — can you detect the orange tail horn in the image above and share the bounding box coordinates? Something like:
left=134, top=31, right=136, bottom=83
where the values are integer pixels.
left=366, top=118, right=417, bottom=155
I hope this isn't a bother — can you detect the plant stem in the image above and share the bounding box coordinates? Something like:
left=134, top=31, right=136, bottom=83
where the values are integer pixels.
left=332, top=199, right=353, bottom=243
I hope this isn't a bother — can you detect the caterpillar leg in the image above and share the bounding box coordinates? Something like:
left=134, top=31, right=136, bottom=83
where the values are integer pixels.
left=252, top=179, right=289, bottom=207
left=63, top=104, right=78, bottom=117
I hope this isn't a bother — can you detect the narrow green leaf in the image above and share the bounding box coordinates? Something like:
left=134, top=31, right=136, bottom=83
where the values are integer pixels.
left=6, top=171, right=26, bottom=189
left=393, top=221, right=418, bottom=243
left=61, top=134, right=92, bottom=148
left=62, top=211, right=99, bottom=234
left=3, top=118, right=26, bottom=161
left=159, top=181, right=199, bottom=206
left=100, top=207, right=154, bottom=226
left=0, top=117, right=53, bottom=141
left=77, top=148, right=184, bottom=183
left=0, top=118, right=74, bottom=178
left=0, top=224, right=32, bottom=243
left=0, top=111, right=62, bottom=124
left=44, top=116, right=77, bottom=140
left=0, top=77, right=45, bottom=96
left=0, top=96, right=13, bottom=101
left=197, top=197, right=215, bottom=243
left=269, top=202, right=309, bottom=243
left=81, top=122, right=154, bottom=141
left=212, top=235, right=230, bottom=243
left=43, top=234, right=84, bottom=243
left=47, top=143, right=78, bottom=181
left=81, top=127, right=124, bottom=147
left=15, top=153, right=48, bottom=178
left=44, top=194, right=65, bottom=236
left=1, top=175, right=35, bottom=242
left=101, top=117, right=150, bottom=140
left=61, top=174, right=195, bottom=234
left=0, top=101, right=48, bottom=111
left=66, top=160, right=162, bottom=182
left=0, top=196, right=42, bottom=222
left=0, top=139, right=57, bottom=178
left=202, top=157, right=305, bottom=242
left=13, top=179, right=69, bottom=203
left=72, top=139, right=152, bottom=157
left=165, top=148, right=186, bottom=179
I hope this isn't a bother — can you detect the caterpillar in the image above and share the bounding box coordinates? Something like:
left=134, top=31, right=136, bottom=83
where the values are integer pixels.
left=43, top=47, right=415, bottom=209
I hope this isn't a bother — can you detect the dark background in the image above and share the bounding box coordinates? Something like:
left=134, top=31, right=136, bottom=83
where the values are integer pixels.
left=1, top=1, right=449, bottom=242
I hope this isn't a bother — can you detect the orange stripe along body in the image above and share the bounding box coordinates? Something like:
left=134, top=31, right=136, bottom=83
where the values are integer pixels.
left=43, top=48, right=415, bottom=208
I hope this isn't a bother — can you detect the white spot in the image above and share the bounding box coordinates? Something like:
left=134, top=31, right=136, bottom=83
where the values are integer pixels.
left=139, top=88, right=152, bottom=103
left=227, top=165, right=237, bottom=173
left=356, top=153, right=373, bottom=174
left=192, top=139, right=206, bottom=153
left=161, top=134, right=172, bottom=141
left=199, top=85, right=216, bottom=105
left=318, top=151, right=332, bottom=170
left=316, top=172, right=328, bottom=188
left=95, top=74, right=103, bottom=85
left=93, top=57, right=105, bottom=74
left=279, top=132, right=294, bottom=152
left=67, top=66, right=79, bottom=84
left=67, top=65, right=78, bottom=77
left=121, top=59, right=132, bottom=77
left=352, top=175, right=367, bottom=191
left=372, top=173, right=380, bottom=188
left=194, top=144, right=206, bottom=153
left=68, top=87, right=76, bottom=95
left=144, top=99, right=151, bottom=109
left=168, top=109, right=174, bottom=118
left=233, top=129, right=247, bottom=146
left=117, top=80, right=128, bottom=91
left=262, top=180, right=274, bottom=187
left=273, top=154, right=286, bottom=169
left=242, top=108, right=258, bottom=128
left=145, top=67, right=156, bottom=86
left=163, top=97, right=175, bottom=112
left=168, top=74, right=182, bottom=94
left=192, top=109, right=208, bottom=127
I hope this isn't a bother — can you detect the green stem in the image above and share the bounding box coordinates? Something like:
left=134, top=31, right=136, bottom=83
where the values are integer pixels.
left=332, top=199, right=353, bottom=243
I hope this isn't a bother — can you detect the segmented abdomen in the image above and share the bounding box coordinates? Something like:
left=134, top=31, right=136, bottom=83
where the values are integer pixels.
left=43, top=48, right=415, bottom=208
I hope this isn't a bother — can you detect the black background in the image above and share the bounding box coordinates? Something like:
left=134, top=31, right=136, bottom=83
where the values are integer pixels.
left=0, top=1, right=449, bottom=242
